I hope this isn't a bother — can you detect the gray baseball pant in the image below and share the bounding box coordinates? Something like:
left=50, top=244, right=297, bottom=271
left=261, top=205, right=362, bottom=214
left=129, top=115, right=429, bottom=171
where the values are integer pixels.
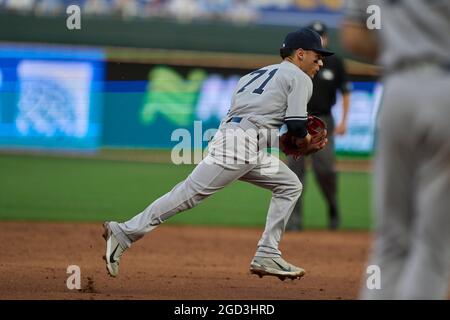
left=109, top=119, right=302, bottom=258
left=360, top=67, right=450, bottom=299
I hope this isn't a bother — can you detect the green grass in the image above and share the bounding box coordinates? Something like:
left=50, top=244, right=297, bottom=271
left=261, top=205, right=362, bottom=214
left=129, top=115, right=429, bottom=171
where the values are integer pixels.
left=0, top=153, right=372, bottom=229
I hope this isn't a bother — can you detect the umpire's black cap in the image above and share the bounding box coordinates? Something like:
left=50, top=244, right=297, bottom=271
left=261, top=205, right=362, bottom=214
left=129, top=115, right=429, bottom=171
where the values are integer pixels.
left=282, top=27, right=334, bottom=56
left=307, top=21, right=328, bottom=36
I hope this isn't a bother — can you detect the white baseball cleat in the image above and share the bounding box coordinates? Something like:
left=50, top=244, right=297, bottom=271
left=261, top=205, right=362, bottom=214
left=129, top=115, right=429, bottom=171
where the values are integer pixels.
left=102, top=222, right=126, bottom=277
left=250, top=256, right=305, bottom=281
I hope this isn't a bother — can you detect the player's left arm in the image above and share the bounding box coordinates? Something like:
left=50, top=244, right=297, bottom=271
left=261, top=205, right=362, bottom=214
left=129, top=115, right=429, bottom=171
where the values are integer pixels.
left=284, top=72, right=313, bottom=138
left=279, top=73, right=311, bottom=156
left=281, top=73, right=328, bottom=158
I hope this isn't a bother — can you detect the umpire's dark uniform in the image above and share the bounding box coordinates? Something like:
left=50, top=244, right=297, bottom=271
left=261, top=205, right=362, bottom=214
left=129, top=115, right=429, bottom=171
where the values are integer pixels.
left=286, top=38, right=351, bottom=231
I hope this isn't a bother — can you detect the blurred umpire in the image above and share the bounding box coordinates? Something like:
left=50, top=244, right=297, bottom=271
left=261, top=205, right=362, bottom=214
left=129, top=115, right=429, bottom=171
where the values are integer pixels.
left=286, top=21, right=352, bottom=231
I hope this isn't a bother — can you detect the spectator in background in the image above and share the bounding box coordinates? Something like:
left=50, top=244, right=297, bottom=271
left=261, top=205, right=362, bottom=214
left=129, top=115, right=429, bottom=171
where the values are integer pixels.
left=226, top=0, right=258, bottom=24
left=34, top=0, right=64, bottom=15
left=114, top=0, right=139, bottom=18
left=5, top=0, right=35, bottom=12
left=167, top=0, right=203, bottom=21
left=83, top=0, right=113, bottom=16
left=286, top=21, right=352, bottom=231
left=143, top=0, right=170, bottom=18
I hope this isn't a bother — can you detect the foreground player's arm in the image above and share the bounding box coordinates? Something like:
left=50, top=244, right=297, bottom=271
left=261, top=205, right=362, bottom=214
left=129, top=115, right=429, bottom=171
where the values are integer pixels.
left=340, top=0, right=379, bottom=62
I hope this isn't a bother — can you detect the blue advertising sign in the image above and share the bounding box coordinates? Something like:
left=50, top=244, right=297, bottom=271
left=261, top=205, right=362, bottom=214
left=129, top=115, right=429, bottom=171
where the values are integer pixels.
left=0, top=45, right=104, bottom=151
left=103, top=65, right=381, bottom=154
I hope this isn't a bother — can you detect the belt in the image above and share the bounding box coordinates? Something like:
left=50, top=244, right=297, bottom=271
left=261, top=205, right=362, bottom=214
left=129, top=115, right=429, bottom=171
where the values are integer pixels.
left=226, top=117, right=243, bottom=123
left=389, top=60, right=450, bottom=75
left=224, top=116, right=261, bottom=151
left=224, top=116, right=259, bottom=132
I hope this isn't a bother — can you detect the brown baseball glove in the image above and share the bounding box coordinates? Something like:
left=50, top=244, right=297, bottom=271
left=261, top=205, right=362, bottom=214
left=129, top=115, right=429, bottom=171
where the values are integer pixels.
left=279, top=115, right=328, bottom=159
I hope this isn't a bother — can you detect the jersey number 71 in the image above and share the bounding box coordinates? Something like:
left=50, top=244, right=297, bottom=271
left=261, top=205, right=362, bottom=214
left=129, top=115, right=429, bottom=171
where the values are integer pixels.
left=237, top=69, right=278, bottom=95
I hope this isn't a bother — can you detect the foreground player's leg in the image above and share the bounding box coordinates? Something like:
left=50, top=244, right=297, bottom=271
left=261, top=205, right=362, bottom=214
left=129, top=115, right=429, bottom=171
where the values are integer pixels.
left=360, top=77, right=416, bottom=299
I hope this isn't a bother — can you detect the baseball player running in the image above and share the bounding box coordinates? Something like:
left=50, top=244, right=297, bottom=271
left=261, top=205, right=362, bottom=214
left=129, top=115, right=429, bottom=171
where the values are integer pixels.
left=342, top=0, right=450, bottom=299
left=103, top=27, right=332, bottom=281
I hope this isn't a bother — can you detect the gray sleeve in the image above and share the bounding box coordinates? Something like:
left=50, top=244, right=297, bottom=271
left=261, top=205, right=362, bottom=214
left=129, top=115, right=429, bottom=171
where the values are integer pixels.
left=284, top=73, right=312, bottom=122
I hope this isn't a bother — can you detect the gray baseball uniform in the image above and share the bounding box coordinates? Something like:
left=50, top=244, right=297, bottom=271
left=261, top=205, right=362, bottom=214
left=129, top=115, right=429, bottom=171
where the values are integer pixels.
left=345, top=0, right=450, bottom=299
left=109, top=61, right=312, bottom=259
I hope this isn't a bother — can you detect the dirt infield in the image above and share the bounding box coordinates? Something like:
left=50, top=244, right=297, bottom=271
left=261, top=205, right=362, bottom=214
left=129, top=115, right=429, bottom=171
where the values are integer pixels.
left=0, top=221, right=375, bottom=300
